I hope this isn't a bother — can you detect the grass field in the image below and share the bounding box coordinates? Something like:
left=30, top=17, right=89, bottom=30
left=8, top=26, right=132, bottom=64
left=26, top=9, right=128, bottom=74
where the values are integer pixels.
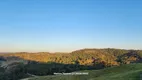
left=28, top=63, right=142, bottom=80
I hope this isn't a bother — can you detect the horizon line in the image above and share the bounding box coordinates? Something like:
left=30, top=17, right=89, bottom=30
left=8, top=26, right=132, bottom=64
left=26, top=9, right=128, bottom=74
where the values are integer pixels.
left=0, top=48, right=141, bottom=53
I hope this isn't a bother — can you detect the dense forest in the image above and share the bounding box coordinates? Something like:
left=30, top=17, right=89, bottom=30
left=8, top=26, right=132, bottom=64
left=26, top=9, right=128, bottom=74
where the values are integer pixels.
left=0, top=48, right=142, bottom=80
left=1, top=48, right=142, bottom=66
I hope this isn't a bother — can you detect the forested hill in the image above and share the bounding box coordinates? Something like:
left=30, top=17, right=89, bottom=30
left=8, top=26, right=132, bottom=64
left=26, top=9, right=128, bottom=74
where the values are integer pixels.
left=1, top=48, right=142, bottom=67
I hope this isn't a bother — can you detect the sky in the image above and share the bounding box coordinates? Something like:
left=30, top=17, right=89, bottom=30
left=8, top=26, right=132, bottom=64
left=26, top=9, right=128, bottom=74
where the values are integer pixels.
left=0, top=0, right=142, bottom=52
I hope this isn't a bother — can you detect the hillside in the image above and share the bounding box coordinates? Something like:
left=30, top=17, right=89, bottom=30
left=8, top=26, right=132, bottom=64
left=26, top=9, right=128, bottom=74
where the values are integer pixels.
left=1, top=48, right=142, bottom=67
left=0, top=48, right=142, bottom=80
left=28, top=63, right=142, bottom=80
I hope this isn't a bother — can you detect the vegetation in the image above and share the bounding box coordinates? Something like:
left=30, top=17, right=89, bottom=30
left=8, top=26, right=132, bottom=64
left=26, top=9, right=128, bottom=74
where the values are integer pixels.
left=1, top=48, right=142, bottom=66
left=0, top=63, right=28, bottom=80
left=0, top=48, right=142, bottom=80
left=28, top=63, right=142, bottom=80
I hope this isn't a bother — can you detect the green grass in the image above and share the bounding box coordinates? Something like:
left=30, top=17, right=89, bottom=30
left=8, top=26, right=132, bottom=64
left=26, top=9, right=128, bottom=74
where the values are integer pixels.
left=28, top=63, right=142, bottom=80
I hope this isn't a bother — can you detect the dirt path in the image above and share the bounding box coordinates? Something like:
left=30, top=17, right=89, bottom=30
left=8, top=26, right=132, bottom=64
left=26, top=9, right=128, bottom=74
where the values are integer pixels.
left=20, top=78, right=30, bottom=80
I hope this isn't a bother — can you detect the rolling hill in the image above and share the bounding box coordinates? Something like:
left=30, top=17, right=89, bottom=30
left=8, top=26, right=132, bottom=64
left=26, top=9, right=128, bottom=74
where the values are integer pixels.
left=28, top=63, right=142, bottom=80
left=0, top=48, right=142, bottom=80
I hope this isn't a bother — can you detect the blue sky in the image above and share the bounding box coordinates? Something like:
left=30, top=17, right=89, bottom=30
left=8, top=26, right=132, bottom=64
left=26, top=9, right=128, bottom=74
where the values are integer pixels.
left=0, top=0, right=142, bottom=52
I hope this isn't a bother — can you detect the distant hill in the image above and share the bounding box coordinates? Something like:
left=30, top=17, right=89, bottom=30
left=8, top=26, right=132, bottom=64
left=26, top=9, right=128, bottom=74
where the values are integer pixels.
left=0, top=48, right=142, bottom=67
left=0, top=48, right=142, bottom=80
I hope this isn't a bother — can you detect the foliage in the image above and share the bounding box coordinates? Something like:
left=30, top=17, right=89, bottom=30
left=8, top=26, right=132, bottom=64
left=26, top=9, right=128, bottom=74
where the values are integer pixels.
left=0, top=48, right=142, bottom=80
left=29, top=63, right=142, bottom=80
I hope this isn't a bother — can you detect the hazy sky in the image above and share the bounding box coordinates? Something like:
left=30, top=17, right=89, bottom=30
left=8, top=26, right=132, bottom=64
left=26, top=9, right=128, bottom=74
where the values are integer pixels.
left=0, top=0, right=142, bottom=52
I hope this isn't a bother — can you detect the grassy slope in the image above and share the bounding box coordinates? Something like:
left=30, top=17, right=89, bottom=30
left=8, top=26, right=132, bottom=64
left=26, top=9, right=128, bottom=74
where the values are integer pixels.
left=28, top=63, right=142, bottom=80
